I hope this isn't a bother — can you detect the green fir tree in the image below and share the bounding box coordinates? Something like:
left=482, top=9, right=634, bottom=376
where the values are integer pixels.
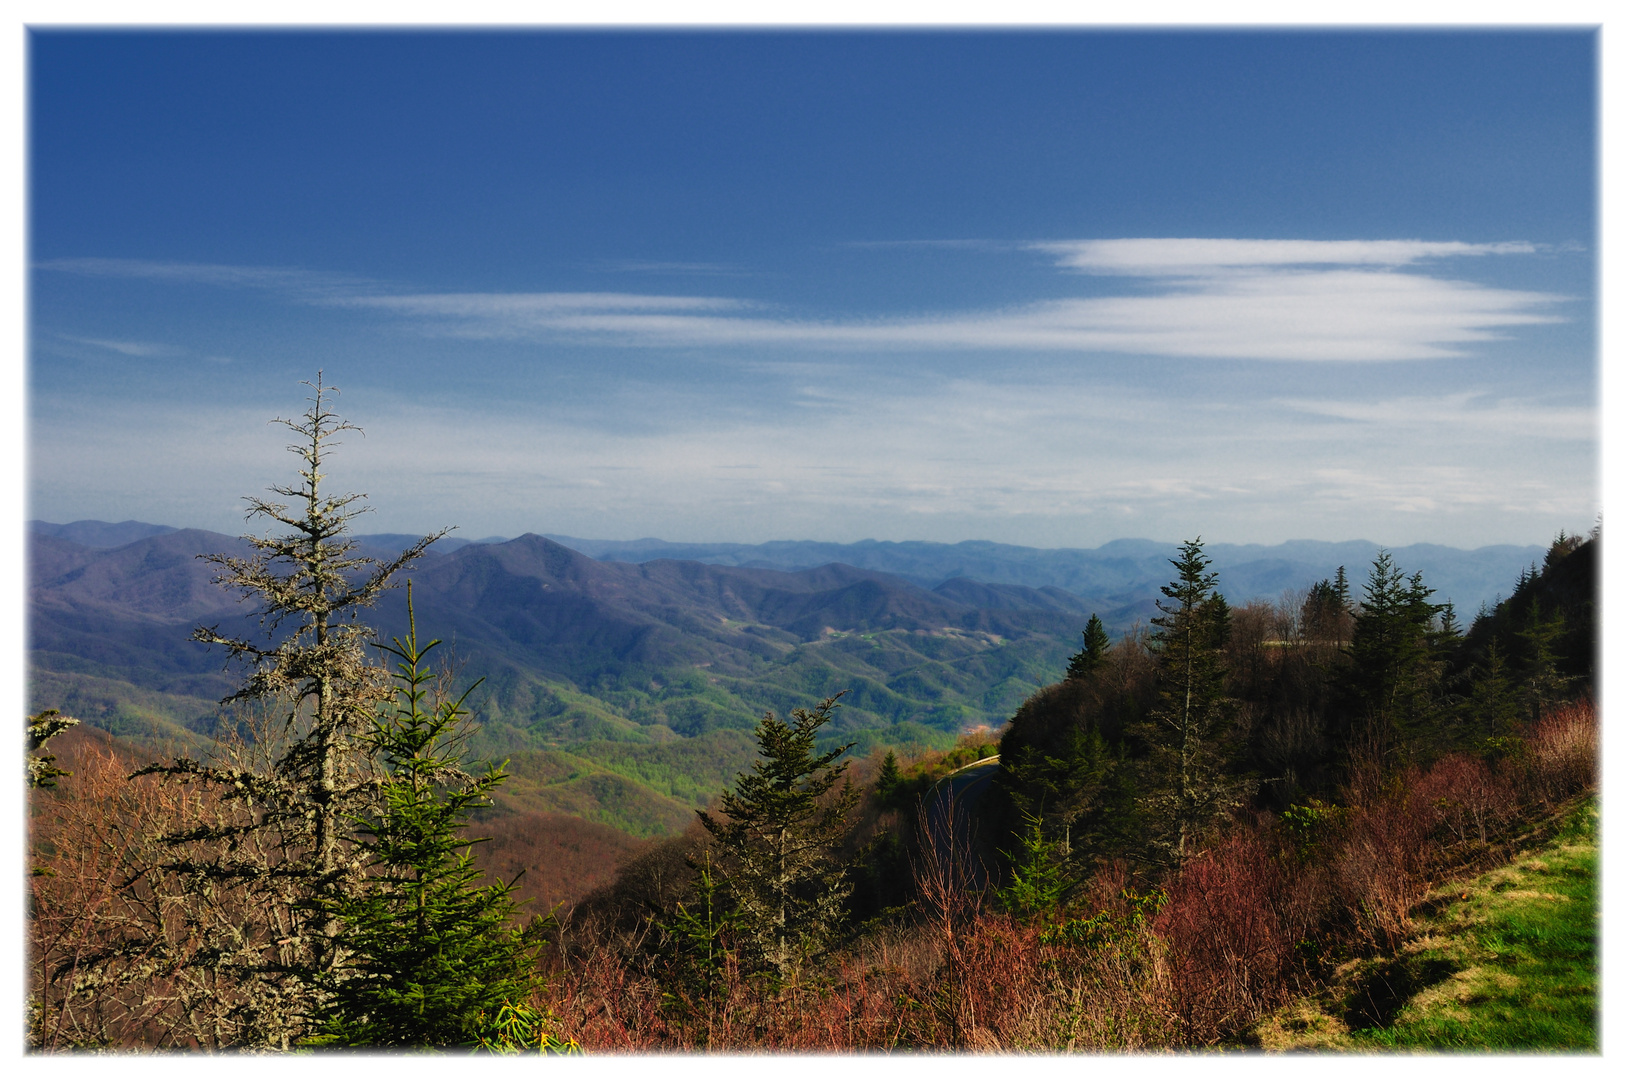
left=697, top=694, right=859, bottom=984
left=1065, top=613, right=1113, bottom=681
left=875, top=750, right=903, bottom=806
left=1517, top=599, right=1569, bottom=724
left=1340, top=551, right=1447, bottom=763
left=1466, top=637, right=1521, bottom=745
left=305, top=587, right=548, bottom=1049
left=1138, top=538, right=1245, bottom=863
left=656, top=849, right=742, bottom=1044
left=996, top=810, right=1074, bottom=918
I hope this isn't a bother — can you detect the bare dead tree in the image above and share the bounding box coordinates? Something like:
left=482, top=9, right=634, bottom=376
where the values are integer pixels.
left=911, top=788, right=987, bottom=1047
left=57, top=376, right=447, bottom=1049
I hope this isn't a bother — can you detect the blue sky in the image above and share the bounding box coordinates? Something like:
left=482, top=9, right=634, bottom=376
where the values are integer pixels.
left=27, top=29, right=1598, bottom=548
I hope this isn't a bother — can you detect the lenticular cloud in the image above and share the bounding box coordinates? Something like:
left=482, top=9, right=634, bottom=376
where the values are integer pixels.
left=38, top=238, right=1567, bottom=363
left=341, top=238, right=1560, bottom=361
left=1030, top=237, right=1541, bottom=275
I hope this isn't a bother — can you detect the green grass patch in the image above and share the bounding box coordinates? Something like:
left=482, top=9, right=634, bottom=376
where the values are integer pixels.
left=1357, top=800, right=1598, bottom=1051
left=1255, top=798, right=1598, bottom=1052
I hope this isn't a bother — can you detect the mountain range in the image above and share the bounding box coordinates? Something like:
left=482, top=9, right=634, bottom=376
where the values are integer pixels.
left=28, top=519, right=1548, bottom=835
left=34, top=519, right=1544, bottom=613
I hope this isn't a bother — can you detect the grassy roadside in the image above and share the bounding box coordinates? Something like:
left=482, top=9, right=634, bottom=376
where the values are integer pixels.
left=1252, top=796, right=1598, bottom=1052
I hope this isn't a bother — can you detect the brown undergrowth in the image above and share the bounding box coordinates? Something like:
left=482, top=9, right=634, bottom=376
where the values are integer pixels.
left=29, top=700, right=1595, bottom=1051
left=534, top=698, right=1596, bottom=1052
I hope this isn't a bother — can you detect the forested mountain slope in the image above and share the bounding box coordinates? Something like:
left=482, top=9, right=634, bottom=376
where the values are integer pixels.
left=26, top=521, right=1559, bottom=836
left=30, top=528, right=1082, bottom=832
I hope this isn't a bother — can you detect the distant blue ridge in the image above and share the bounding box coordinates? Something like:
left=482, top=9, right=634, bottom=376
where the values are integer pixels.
left=28, top=519, right=1548, bottom=618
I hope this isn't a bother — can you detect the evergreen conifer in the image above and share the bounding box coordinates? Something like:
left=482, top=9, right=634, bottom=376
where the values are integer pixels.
left=875, top=750, right=903, bottom=805
left=1065, top=614, right=1112, bottom=680
left=697, top=694, right=858, bottom=983
left=1340, top=552, right=1447, bottom=764
left=305, top=588, right=548, bottom=1048
left=1466, top=637, right=1520, bottom=743
left=1138, top=538, right=1245, bottom=862
left=121, top=376, right=445, bottom=1047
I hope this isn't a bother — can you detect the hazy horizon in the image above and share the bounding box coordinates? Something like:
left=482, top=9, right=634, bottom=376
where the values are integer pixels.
left=29, top=514, right=1562, bottom=557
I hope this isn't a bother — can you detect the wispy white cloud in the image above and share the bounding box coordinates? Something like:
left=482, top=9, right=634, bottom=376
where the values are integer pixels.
left=339, top=238, right=1562, bottom=361
left=1031, top=237, right=1543, bottom=275
left=346, top=292, right=749, bottom=316
left=35, top=257, right=379, bottom=299
left=334, top=271, right=1558, bottom=361
left=37, top=239, right=1567, bottom=363
left=335, top=291, right=764, bottom=344
left=56, top=334, right=172, bottom=357
left=1277, top=392, right=1594, bottom=439
left=30, top=365, right=1595, bottom=548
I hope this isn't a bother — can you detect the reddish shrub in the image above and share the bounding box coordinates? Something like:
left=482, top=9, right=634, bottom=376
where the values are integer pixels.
left=1330, top=774, right=1440, bottom=952
left=1154, top=825, right=1298, bottom=1044
left=1525, top=698, right=1598, bottom=804
left=536, top=850, right=1179, bottom=1050
left=1411, top=753, right=1517, bottom=847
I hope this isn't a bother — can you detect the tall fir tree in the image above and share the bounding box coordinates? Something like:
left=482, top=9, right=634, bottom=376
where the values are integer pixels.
left=1339, top=551, right=1446, bottom=765
left=654, top=849, right=742, bottom=1045
left=305, top=587, right=548, bottom=1049
left=1065, top=614, right=1113, bottom=680
left=1301, top=566, right=1354, bottom=646
left=697, top=694, right=859, bottom=984
left=1138, top=538, right=1245, bottom=863
left=1465, top=637, right=1520, bottom=744
left=875, top=750, right=903, bottom=805
left=1516, top=599, right=1569, bottom=724
left=1000, top=720, right=1118, bottom=859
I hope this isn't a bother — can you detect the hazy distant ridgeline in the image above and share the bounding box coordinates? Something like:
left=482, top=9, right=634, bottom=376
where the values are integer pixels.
left=27, top=520, right=1548, bottom=837
left=543, top=534, right=1546, bottom=619
left=30, top=519, right=1550, bottom=616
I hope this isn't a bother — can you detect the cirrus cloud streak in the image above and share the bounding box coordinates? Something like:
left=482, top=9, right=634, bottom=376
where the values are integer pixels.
left=37, top=238, right=1567, bottom=363
left=341, top=269, right=1559, bottom=362
left=1031, top=237, right=1544, bottom=274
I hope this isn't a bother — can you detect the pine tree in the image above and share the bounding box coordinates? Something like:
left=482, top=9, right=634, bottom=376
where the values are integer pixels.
left=1000, top=722, right=1116, bottom=861
left=1340, top=551, right=1445, bottom=764
left=1301, top=566, right=1354, bottom=646
left=1436, top=602, right=1462, bottom=644
left=1516, top=599, right=1569, bottom=724
left=1065, top=614, right=1112, bottom=680
left=696, top=694, right=859, bottom=983
left=996, top=810, right=1073, bottom=918
left=1466, top=637, right=1520, bottom=744
left=655, top=849, right=742, bottom=1045
left=1138, top=538, right=1244, bottom=863
left=305, top=587, right=549, bottom=1049
left=875, top=750, right=903, bottom=806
